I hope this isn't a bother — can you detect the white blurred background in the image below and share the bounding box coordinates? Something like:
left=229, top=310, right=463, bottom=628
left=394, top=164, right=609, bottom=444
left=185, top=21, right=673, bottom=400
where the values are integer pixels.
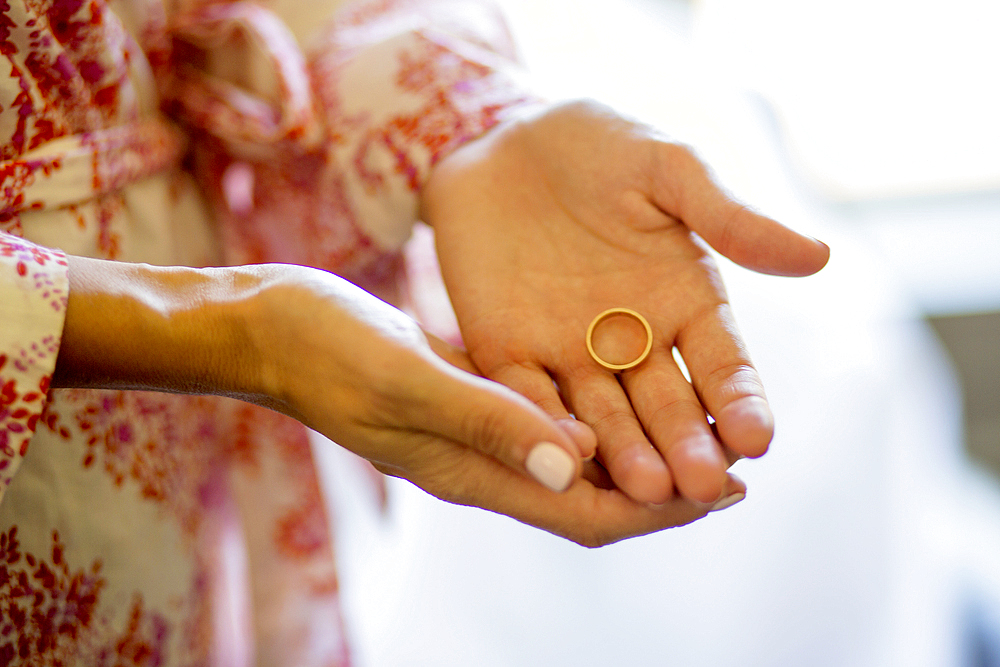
left=318, top=1, right=1000, bottom=665
left=498, top=0, right=1000, bottom=314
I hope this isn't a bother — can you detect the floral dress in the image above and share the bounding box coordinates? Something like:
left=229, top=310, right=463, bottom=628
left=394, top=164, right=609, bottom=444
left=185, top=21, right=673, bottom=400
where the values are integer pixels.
left=0, top=0, right=533, bottom=664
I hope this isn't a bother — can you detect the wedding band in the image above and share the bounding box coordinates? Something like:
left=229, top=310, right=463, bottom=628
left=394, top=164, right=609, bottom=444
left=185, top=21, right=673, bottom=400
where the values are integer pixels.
left=586, top=308, right=653, bottom=371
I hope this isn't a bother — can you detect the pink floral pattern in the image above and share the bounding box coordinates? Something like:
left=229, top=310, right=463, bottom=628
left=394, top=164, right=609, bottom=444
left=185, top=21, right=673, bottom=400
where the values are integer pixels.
left=0, top=525, right=211, bottom=667
left=0, top=0, right=533, bottom=665
left=40, top=391, right=222, bottom=539
left=0, top=234, right=65, bottom=488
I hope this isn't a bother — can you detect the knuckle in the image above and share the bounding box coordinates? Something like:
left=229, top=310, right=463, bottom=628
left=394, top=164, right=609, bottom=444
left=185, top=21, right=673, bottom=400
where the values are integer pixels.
left=590, top=409, right=638, bottom=437
left=460, top=405, right=508, bottom=459
left=647, top=394, right=703, bottom=427
left=656, top=138, right=697, bottom=162
left=656, top=141, right=703, bottom=183
left=700, top=363, right=764, bottom=402
left=643, top=398, right=711, bottom=454
left=715, top=201, right=754, bottom=257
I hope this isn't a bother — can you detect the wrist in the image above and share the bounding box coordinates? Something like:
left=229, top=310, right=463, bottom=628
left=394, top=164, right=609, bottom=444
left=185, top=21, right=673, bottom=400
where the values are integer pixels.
left=54, top=258, right=268, bottom=401
left=419, top=101, right=549, bottom=228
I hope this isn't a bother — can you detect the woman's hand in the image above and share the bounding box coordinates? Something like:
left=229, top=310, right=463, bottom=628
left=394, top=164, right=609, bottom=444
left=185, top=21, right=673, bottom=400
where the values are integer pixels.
left=248, top=263, right=591, bottom=493
left=54, top=257, right=742, bottom=546
left=423, top=100, right=829, bottom=506
left=249, top=264, right=746, bottom=546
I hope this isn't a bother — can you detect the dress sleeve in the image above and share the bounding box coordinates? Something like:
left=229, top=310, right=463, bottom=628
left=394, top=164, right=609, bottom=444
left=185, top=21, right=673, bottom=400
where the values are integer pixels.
left=160, top=0, right=540, bottom=270
left=0, top=232, right=68, bottom=502
left=306, top=0, right=541, bottom=250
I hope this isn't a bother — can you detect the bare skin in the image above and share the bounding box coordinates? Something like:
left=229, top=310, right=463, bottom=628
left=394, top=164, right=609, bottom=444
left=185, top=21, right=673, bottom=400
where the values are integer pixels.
left=53, top=258, right=744, bottom=547
left=49, top=100, right=826, bottom=546
left=424, top=100, right=829, bottom=505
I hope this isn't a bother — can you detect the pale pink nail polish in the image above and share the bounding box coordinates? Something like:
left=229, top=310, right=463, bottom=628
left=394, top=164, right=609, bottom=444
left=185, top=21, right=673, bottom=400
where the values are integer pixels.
left=526, top=442, right=576, bottom=492
left=710, top=491, right=745, bottom=512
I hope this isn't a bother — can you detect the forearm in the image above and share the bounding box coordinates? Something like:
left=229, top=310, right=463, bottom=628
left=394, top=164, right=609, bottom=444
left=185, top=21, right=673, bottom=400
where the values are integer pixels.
left=31, top=253, right=720, bottom=544
left=52, top=256, right=269, bottom=402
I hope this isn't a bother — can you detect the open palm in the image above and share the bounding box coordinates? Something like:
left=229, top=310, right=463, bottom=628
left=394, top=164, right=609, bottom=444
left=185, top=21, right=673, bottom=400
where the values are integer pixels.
left=423, top=100, right=829, bottom=505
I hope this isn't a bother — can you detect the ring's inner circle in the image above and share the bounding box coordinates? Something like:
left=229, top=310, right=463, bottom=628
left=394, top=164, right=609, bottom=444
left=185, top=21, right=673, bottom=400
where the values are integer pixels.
left=590, top=312, right=649, bottom=366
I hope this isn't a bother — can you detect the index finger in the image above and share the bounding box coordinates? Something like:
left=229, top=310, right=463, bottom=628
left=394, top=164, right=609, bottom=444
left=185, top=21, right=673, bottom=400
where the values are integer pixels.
left=674, top=303, right=773, bottom=459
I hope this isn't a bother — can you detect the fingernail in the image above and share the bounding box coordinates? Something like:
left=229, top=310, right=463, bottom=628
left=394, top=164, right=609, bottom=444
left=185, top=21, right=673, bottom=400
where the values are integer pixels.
left=710, top=491, right=745, bottom=512
left=556, top=418, right=597, bottom=461
left=526, top=442, right=576, bottom=492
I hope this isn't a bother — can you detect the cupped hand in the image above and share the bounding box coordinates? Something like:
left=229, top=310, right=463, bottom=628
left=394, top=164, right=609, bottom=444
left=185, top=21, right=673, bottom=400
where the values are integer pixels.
left=253, top=264, right=740, bottom=545
left=422, top=100, right=829, bottom=506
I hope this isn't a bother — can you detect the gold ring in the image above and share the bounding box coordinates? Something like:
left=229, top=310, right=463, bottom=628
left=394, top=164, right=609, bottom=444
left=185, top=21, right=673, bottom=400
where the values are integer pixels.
left=586, top=308, right=653, bottom=371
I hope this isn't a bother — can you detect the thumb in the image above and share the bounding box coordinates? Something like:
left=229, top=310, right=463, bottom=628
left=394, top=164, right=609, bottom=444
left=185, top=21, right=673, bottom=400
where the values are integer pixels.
left=651, top=143, right=830, bottom=277
left=411, top=352, right=583, bottom=493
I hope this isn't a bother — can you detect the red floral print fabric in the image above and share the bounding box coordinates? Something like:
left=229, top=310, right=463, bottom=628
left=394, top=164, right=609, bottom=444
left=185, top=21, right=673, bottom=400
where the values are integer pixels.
left=0, top=0, right=535, bottom=665
left=0, top=234, right=66, bottom=493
